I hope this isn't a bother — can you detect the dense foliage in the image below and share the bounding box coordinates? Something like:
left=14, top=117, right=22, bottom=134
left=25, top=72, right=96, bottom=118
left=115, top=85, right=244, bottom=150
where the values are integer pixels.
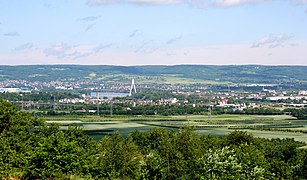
left=231, top=107, right=283, bottom=115
left=0, top=92, right=81, bottom=102
left=284, top=108, right=307, bottom=119
left=1, top=99, right=307, bottom=179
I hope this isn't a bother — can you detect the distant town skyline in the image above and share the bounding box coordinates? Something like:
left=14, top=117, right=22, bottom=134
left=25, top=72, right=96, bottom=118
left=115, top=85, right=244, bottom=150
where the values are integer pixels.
left=1, top=0, right=307, bottom=65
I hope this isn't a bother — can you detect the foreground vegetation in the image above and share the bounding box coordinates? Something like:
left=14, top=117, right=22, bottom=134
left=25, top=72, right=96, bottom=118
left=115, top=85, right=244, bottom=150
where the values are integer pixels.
left=1, top=99, right=307, bottom=179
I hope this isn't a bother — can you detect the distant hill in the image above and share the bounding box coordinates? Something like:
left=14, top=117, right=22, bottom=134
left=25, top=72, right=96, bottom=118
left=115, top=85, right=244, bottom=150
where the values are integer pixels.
left=0, top=65, right=307, bottom=84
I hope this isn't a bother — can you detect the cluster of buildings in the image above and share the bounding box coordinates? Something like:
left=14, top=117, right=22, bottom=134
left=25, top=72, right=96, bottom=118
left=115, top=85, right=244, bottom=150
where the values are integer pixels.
left=0, top=88, right=31, bottom=93
left=0, top=79, right=204, bottom=93
left=2, top=78, right=307, bottom=111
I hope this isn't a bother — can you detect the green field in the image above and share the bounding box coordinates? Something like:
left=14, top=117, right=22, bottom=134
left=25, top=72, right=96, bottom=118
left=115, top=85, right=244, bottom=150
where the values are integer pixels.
left=43, top=114, right=296, bottom=122
left=43, top=114, right=307, bottom=143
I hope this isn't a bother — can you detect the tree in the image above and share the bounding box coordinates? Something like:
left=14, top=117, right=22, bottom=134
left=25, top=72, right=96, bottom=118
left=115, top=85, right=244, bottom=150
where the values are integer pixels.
left=26, top=127, right=98, bottom=179
left=199, top=147, right=244, bottom=179
left=224, top=131, right=254, bottom=146
left=98, top=132, right=144, bottom=179
left=0, top=99, right=44, bottom=177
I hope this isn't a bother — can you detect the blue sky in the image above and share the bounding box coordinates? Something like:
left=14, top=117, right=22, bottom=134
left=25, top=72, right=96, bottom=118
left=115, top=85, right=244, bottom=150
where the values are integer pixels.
left=1, top=0, right=307, bottom=65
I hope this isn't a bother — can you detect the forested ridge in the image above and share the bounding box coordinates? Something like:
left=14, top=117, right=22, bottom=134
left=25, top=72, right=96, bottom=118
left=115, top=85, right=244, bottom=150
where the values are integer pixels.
left=1, top=99, right=307, bottom=179
left=1, top=65, right=307, bottom=83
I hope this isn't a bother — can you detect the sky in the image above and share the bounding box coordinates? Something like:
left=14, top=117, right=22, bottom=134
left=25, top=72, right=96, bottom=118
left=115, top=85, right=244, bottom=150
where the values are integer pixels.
left=0, top=0, right=307, bottom=65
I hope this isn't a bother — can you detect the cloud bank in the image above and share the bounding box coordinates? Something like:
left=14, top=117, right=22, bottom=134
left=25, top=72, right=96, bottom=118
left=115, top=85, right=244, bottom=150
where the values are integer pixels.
left=86, top=0, right=273, bottom=7
left=166, top=36, right=182, bottom=44
left=86, top=0, right=307, bottom=8
left=14, top=43, right=35, bottom=51
left=87, top=0, right=184, bottom=6
left=3, top=32, right=19, bottom=37
left=215, top=0, right=269, bottom=6
left=251, top=34, right=292, bottom=48
left=43, top=42, right=113, bottom=60
left=3, top=42, right=307, bottom=65
left=293, top=0, right=307, bottom=4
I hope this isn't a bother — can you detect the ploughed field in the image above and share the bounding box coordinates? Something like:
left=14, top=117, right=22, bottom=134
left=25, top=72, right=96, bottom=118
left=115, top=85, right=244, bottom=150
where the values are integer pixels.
left=44, top=114, right=307, bottom=143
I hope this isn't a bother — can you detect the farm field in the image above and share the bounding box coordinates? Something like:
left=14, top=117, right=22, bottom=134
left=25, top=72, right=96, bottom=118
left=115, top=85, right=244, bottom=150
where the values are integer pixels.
left=195, top=128, right=307, bottom=143
left=43, top=114, right=296, bottom=122
left=43, top=114, right=307, bottom=143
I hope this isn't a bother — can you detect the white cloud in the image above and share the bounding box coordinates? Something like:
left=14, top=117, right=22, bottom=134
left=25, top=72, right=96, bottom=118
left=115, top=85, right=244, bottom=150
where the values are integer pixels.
left=129, top=30, right=140, bottom=38
left=78, top=16, right=100, bottom=32
left=292, top=0, right=307, bottom=4
left=251, top=34, right=292, bottom=48
left=85, top=23, right=96, bottom=32
left=3, top=32, right=19, bottom=37
left=78, top=16, right=101, bottom=21
left=43, top=42, right=114, bottom=60
left=166, top=36, right=182, bottom=44
left=92, top=43, right=113, bottom=53
left=43, top=3, right=53, bottom=8
left=44, top=43, right=79, bottom=59
left=87, top=0, right=272, bottom=7
left=84, top=0, right=307, bottom=8
left=128, top=0, right=183, bottom=4
left=14, top=43, right=35, bottom=51
left=134, top=40, right=158, bottom=54
left=214, top=0, right=270, bottom=7
left=87, top=0, right=184, bottom=6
